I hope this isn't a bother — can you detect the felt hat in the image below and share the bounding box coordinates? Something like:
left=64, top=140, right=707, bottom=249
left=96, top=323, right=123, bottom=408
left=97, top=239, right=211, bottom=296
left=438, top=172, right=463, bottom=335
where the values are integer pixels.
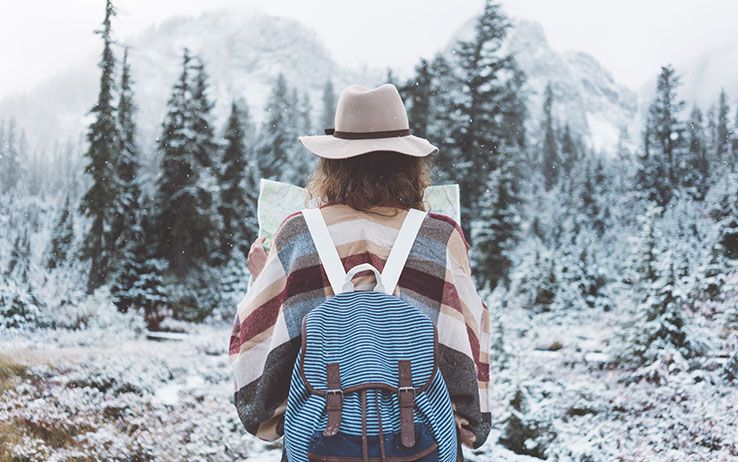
left=298, top=83, right=438, bottom=159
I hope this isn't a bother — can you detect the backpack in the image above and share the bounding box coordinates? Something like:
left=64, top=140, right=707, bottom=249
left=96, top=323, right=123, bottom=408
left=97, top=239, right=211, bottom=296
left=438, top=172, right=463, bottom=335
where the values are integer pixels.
left=284, top=208, right=458, bottom=462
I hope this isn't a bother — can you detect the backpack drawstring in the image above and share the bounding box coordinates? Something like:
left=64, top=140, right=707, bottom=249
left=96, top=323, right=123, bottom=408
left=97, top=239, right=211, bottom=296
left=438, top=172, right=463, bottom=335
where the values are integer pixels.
left=361, top=390, right=369, bottom=462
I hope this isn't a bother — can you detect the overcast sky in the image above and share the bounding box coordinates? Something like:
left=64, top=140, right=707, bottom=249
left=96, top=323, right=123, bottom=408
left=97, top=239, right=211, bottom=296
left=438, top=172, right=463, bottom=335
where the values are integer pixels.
left=1, top=0, right=737, bottom=100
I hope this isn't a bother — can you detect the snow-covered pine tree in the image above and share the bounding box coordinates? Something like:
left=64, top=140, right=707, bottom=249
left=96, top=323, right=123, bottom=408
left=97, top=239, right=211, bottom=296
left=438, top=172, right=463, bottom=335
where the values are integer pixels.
left=634, top=121, right=663, bottom=206
left=190, top=56, right=223, bottom=264
left=683, top=106, right=710, bottom=200
left=383, top=68, right=398, bottom=87
left=255, top=73, right=294, bottom=182
left=402, top=58, right=433, bottom=139
left=643, top=65, right=685, bottom=207
left=445, top=0, right=526, bottom=236
left=0, top=120, right=5, bottom=186
left=578, top=156, right=610, bottom=237
left=219, top=99, right=255, bottom=259
left=0, top=118, right=22, bottom=194
left=79, top=0, right=121, bottom=293
left=111, top=209, right=170, bottom=326
left=426, top=53, right=457, bottom=185
left=472, top=146, right=521, bottom=290
left=559, top=125, right=579, bottom=182
left=568, top=233, right=612, bottom=311
left=733, top=103, right=738, bottom=167
left=541, top=83, right=559, bottom=191
left=622, top=255, right=699, bottom=367
left=7, top=228, right=31, bottom=283
left=717, top=188, right=738, bottom=261
left=284, top=89, right=313, bottom=186
left=320, top=79, right=337, bottom=129
left=298, top=92, right=313, bottom=135
left=715, top=89, right=731, bottom=170
left=511, top=240, right=557, bottom=312
left=108, top=47, right=142, bottom=277
left=46, top=194, right=75, bottom=270
left=154, top=49, right=219, bottom=278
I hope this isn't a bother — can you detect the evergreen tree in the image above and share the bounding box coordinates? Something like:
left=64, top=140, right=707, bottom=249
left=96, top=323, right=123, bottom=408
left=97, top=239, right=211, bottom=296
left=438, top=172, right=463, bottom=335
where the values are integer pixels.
left=108, top=47, right=142, bottom=275
left=154, top=49, right=219, bottom=278
left=623, top=256, right=697, bottom=367
left=683, top=106, right=710, bottom=200
left=733, top=103, right=738, bottom=166
left=7, top=228, right=31, bottom=284
left=385, top=68, right=399, bottom=86
left=79, top=0, right=121, bottom=293
left=285, top=89, right=313, bottom=185
left=715, top=89, right=731, bottom=169
left=426, top=53, right=457, bottom=185
left=255, top=73, right=294, bottom=181
left=512, top=241, right=557, bottom=312
left=189, top=57, right=220, bottom=174
left=445, top=0, right=526, bottom=234
left=402, top=58, right=433, bottom=137
left=298, top=92, right=314, bottom=135
left=541, top=83, right=558, bottom=190
left=643, top=65, right=685, bottom=206
left=46, top=194, right=75, bottom=270
left=559, top=124, right=576, bottom=179
left=472, top=147, right=521, bottom=290
left=321, top=79, right=337, bottom=129
left=0, top=118, right=21, bottom=193
left=717, top=192, right=738, bottom=260
left=579, top=156, right=610, bottom=237
left=219, top=99, right=255, bottom=258
left=111, top=211, right=170, bottom=328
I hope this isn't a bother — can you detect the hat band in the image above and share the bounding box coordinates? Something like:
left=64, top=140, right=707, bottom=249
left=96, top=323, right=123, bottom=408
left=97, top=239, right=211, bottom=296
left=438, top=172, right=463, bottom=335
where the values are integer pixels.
left=324, top=128, right=411, bottom=139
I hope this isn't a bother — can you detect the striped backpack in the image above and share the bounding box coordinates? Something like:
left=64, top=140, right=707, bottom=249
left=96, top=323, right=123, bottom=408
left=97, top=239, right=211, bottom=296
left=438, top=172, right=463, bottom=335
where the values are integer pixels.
left=284, top=208, right=458, bottom=462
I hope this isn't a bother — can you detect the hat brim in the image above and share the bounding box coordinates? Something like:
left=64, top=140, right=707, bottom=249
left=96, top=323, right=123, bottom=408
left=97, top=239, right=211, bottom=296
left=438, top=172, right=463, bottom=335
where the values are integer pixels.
left=298, top=134, right=438, bottom=159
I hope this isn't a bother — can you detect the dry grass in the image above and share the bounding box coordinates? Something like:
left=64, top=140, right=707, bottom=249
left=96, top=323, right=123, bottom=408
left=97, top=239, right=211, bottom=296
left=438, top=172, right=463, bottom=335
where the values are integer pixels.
left=0, top=355, right=28, bottom=395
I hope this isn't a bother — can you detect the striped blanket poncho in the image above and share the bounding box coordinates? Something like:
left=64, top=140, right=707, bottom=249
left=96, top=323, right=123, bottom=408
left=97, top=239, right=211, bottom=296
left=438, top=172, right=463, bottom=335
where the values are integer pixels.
left=228, top=203, right=491, bottom=458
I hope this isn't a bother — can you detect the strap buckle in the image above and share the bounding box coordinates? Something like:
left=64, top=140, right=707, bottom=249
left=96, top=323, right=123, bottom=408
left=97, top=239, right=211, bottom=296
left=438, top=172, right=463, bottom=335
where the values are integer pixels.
left=397, top=386, right=415, bottom=394
left=326, top=388, right=343, bottom=397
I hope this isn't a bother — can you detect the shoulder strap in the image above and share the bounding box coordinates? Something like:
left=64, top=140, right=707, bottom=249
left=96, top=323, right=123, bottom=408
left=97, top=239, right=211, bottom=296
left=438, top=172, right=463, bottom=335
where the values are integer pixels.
left=302, top=208, right=346, bottom=295
left=380, top=208, right=427, bottom=295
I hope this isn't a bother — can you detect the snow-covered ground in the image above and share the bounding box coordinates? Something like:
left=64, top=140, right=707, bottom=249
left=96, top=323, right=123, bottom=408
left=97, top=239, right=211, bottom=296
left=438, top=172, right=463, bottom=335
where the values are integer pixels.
left=2, top=304, right=735, bottom=461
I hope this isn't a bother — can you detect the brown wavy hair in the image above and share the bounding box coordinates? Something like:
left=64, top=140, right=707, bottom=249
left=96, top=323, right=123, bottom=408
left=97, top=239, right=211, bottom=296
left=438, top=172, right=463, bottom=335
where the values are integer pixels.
left=306, top=151, right=433, bottom=213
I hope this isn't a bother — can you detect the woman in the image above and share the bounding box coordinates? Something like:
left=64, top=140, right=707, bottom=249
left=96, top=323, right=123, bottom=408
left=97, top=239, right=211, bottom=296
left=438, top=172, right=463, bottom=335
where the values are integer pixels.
left=229, top=84, right=490, bottom=461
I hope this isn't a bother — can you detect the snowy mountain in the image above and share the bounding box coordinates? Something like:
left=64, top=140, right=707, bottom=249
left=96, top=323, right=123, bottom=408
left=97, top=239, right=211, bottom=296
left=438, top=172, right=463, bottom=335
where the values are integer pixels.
left=0, top=9, right=383, bottom=152
left=445, top=19, right=639, bottom=152
left=1, top=11, right=642, bottom=155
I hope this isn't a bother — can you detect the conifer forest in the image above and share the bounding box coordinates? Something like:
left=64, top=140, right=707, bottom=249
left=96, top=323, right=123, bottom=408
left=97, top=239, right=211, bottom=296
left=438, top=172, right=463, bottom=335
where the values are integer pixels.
left=0, top=1, right=736, bottom=460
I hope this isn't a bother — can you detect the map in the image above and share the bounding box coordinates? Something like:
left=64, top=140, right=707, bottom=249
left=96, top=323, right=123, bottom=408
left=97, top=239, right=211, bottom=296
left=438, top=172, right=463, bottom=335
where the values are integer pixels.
left=256, top=179, right=461, bottom=251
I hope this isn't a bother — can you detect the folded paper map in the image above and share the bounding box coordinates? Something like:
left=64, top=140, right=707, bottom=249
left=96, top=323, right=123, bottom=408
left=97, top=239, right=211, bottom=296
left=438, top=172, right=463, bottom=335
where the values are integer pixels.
left=256, top=179, right=461, bottom=251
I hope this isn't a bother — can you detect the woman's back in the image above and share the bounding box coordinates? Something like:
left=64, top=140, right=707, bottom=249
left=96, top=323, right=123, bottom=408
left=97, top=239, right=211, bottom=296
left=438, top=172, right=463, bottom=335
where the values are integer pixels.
left=229, top=203, right=490, bottom=455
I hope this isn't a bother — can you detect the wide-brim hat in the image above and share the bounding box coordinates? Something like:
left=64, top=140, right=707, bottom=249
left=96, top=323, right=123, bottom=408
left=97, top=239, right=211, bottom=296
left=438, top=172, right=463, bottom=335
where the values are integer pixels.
left=298, top=83, right=438, bottom=159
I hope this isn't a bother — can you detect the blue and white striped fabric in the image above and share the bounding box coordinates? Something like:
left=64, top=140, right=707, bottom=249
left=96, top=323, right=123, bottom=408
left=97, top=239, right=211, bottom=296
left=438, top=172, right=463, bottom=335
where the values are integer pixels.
left=284, top=290, right=458, bottom=462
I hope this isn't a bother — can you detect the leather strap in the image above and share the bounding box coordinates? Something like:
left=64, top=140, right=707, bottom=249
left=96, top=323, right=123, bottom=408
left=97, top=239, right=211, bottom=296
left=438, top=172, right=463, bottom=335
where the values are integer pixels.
left=397, top=360, right=416, bottom=448
left=302, top=208, right=346, bottom=295
left=324, top=128, right=411, bottom=139
left=380, top=209, right=427, bottom=295
left=324, top=363, right=343, bottom=436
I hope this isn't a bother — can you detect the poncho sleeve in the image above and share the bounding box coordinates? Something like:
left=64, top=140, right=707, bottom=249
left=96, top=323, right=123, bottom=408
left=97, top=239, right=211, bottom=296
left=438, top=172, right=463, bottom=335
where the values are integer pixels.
left=436, top=222, right=492, bottom=449
left=228, top=215, right=302, bottom=441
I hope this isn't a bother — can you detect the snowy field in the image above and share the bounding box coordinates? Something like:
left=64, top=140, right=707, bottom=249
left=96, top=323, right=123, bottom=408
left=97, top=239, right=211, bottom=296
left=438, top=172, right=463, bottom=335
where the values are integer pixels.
left=2, top=302, right=735, bottom=461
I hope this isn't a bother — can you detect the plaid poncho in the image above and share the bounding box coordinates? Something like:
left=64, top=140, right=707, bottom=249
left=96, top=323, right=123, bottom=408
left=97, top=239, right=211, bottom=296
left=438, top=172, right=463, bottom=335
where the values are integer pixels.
left=229, top=203, right=491, bottom=454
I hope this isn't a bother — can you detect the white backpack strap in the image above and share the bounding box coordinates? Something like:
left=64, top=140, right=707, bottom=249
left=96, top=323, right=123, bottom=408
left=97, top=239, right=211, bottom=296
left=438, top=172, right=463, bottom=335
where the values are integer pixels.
left=380, top=208, right=427, bottom=295
left=302, top=208, right=346, bottom=295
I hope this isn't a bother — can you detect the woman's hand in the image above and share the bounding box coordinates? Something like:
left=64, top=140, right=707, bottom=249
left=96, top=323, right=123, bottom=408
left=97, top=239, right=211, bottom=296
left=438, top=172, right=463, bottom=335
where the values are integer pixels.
left=247, top=237, right=268, bottom=279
